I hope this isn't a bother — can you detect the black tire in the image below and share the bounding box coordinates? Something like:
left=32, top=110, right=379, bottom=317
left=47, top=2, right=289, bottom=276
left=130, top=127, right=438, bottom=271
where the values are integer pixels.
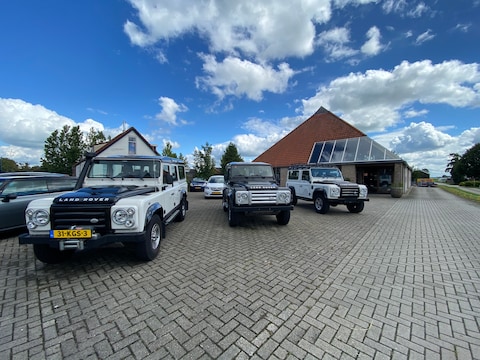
left=136, top=214, right=162, bottom=261
left=347, top=202, right=364, bottom=213
left=33, top=244, right=74, bottom=264
left=222, top=192, right=228, bottom=212
left=313, top=193, right=330, bottom=214
left=175, top=198, right=187, bottom=222
left=290, top=188, right=297, bottom=205
left=276, top=210, right=290, bottom=225
left=228, top=201, right=239, bottom=227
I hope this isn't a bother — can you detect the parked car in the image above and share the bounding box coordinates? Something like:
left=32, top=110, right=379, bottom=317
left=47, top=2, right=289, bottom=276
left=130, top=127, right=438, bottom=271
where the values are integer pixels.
left=189, top=177, right=207, bottom=192
left=0, top=174, right=77, bottom=233
left=204, top=175, right=225, bottom=198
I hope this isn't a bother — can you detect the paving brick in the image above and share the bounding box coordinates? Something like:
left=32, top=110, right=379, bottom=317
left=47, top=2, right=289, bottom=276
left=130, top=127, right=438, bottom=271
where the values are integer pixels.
left=1, top=189, right=479, bottom=358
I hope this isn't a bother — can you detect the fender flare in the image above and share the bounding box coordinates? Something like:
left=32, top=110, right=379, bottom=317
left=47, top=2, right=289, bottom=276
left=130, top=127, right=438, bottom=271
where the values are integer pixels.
left=312, top=188, right=326, bottom=198
left=146, top=203, right=163, bottom=227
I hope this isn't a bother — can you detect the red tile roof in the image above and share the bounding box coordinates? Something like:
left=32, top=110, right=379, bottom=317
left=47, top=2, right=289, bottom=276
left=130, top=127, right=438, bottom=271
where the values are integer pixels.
left=254, top=107, right=366, bottom=167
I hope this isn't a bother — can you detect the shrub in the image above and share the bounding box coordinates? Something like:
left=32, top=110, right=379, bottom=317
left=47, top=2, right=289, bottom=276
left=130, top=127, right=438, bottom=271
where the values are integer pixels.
left=459, top=180, right=480, bottom=188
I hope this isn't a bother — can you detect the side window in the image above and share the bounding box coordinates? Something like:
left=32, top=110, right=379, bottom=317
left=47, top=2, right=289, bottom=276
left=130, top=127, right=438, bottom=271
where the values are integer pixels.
left=162, top=165, right=174, bottom=184
left=288, top=170, right=299, bottom=180
left=47, top=178, right=76, bottom=192
left=163, top=165, right=170, bottom=183
left=3, top=179, right=48, bottom=196
left=178, top=165, right=185, bottom=180
left=170, top=166, right=178, bottom=181
left=301, top=171, right=310, bottom=181
left=2, top=181, right=18, bottom=196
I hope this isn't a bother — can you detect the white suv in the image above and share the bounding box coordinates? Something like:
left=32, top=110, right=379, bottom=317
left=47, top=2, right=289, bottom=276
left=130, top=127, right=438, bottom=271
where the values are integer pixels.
left=19, top=153, right=188, bottom=263
left=287, top=165, right=368, bottom=214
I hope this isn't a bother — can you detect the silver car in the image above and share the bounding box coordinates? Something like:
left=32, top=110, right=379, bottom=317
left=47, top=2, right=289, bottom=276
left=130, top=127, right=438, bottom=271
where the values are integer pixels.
left=0, top=174, right=77, bottom=233
left=204, top=175, right=225, bottom=198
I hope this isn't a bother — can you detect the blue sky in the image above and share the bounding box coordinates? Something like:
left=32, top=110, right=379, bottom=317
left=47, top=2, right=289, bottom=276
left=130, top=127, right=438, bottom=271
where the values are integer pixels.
left=0, top=0, right=479, bottom=176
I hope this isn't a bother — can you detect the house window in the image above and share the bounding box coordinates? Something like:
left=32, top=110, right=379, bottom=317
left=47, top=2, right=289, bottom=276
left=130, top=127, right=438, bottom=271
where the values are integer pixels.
left=128, top=137, right=136, bottom=155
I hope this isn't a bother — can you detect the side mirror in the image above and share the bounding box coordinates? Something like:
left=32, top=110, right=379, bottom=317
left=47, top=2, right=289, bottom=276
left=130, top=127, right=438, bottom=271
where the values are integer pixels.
left=1, top=193, right=18, bottom=203
left=164, top=173, right=174, bottom=184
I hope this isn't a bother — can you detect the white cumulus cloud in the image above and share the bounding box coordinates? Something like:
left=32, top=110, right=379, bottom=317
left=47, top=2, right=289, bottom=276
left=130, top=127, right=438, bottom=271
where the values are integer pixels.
left=124, top=0, right=332, bottom=61
left=155, top=97, right=188, bottom=125
left=196, top=55, right=295, bottom=101
left=300, top=59, right=480, bottom=132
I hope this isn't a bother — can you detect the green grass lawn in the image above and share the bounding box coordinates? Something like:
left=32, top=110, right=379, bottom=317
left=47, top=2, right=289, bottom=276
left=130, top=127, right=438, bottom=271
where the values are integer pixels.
left=437, top=184, right=480, bottom=204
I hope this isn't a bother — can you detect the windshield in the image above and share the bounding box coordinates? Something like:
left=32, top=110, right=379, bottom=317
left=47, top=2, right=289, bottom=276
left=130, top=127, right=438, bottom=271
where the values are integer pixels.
left=230, top=165, right=274, bottom=178
left=89, top=160, right=160, bottom=179
left=311, top=168, right=342, bottom=178
left=209, top=176, right=224, bottom=183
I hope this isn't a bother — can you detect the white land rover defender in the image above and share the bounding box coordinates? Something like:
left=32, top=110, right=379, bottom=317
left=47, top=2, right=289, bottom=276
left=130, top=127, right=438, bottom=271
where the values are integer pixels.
left=286, top=164, right=368, bottom=214
left=222, top=162, right=293, bottom=226
left=19, top=153, right=188, bottom=263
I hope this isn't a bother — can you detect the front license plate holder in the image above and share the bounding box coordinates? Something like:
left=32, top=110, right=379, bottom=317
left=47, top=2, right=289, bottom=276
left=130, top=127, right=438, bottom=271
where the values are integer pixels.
left=50, top=229, right=92, bottom=239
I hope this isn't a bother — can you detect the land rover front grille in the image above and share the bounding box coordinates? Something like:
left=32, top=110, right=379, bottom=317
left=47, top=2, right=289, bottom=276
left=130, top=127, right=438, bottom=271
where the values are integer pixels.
left=50, top=204, right=111, bottom=234
left=340, top=187, right=359, bottom=197
left=251, top=191, right=277, bottom=203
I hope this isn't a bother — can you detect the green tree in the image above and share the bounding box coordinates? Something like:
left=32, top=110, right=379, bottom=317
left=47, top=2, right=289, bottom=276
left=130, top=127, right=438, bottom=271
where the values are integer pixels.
left=220, top=142, right=243, bottom=174
left=0, top=157, right=19, bottom=172
left=446, top=152, right=465, bottom=184
left=85, top=127, right=107, bottom=148
left=445, top=153, right=460, bottom=173
left=162, top=142, right=177, bottom=158
left=462, top=143, right=480, bottom=179
left=193, top=142, right=215, bottom=179
left=161, top=142, right=187, bottom=166
left=41, top=125, right=86, bottom=175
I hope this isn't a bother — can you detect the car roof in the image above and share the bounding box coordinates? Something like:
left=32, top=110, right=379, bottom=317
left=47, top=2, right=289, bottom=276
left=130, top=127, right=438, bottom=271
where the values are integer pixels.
left=0, top=175, right=74, bottom=181
left=94, top=155, right=185, bottom=164
left=0, top=172, right=70, bottom=178
left=227, top=162, right=270, bottom=166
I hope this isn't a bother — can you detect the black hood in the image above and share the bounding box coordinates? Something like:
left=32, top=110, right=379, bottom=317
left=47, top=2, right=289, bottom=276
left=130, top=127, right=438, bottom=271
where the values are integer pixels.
left=53, top=185, right=155, bottom=204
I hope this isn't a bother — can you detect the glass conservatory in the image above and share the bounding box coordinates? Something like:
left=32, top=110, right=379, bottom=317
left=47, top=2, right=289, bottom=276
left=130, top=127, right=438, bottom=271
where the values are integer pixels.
left=308, top=136, right=401, bottom=164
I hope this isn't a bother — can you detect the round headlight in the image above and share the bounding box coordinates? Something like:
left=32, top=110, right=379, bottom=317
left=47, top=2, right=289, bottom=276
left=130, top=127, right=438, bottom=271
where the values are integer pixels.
left=113, top=209, right=128, bottom=224
left=127, top=207, right=135, bottom=216
left=278, top=192, right=290, bottom=203
left=331, top=187, right=340, bottom=197
left=33, top=210, right=50, bottom=226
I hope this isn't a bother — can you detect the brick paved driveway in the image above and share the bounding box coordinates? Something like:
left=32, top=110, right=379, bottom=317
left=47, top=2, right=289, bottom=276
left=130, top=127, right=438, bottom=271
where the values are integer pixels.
left=1, top=187, right=479, bottom=359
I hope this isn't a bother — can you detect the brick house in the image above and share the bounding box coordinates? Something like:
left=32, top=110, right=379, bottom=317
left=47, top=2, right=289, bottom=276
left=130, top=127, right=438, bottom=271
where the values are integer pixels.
left=254, top=107, right=411, bottom=194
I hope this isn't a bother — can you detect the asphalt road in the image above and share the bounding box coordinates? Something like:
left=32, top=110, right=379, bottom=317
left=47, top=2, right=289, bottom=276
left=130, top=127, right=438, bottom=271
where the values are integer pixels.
left=1, top=187, right=479, bottom=359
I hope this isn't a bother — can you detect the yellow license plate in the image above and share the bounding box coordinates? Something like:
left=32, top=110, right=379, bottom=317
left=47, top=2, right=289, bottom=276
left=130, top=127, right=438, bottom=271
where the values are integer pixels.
left=50, top=229, right=92, bottom=239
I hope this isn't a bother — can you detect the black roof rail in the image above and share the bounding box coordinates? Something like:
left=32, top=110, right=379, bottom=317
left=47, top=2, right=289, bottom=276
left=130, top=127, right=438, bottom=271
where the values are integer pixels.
left=288, top=163, right=339, bottom=170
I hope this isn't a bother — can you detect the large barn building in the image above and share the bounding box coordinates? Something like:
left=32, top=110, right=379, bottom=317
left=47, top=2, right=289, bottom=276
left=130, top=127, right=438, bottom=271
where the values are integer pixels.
left=254, top=107, right=411, bottom=194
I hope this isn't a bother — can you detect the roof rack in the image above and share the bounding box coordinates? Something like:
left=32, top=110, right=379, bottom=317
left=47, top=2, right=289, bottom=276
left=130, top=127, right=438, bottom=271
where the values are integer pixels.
left=288, top=163, right=339, bottom=170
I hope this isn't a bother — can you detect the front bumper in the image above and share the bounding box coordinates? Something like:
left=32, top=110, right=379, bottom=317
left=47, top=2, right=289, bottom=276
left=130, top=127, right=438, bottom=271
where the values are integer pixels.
left=231, top=204, right=293, bottom=213
left=329, top=197, right=369, bottom=205
left=205, top=189, right=223, bottom=197
left=19, top=232, right=146, bottom=251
